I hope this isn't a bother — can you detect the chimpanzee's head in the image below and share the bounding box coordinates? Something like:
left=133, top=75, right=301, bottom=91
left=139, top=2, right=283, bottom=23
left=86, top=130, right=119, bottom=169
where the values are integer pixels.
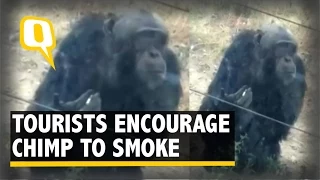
left=256, top=24, right=299, bottom=86
left=106, top=10, right=170, bottom=89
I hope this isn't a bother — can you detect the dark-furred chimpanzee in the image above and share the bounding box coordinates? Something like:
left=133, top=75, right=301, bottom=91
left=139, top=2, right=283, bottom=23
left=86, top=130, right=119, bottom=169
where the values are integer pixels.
left=20, top=10, right=182, bottom=179
left=200, top=24, right=306, bottom=173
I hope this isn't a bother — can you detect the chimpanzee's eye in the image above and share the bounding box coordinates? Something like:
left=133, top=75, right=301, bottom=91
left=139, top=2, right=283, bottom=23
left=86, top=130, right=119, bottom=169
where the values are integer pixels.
left=153, top=36, right=167, bottom=50
left=275, top=43, right=297, bottom=57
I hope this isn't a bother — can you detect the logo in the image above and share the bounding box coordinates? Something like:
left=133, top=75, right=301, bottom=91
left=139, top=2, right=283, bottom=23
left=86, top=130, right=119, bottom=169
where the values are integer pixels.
left=20, top=16, right=56, bottom=70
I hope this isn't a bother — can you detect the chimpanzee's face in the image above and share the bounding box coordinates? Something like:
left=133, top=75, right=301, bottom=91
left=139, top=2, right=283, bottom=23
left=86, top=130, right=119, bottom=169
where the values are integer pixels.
left=134, top=31, right=168, bottom=89
left=274, top=43, right=297, bottom=85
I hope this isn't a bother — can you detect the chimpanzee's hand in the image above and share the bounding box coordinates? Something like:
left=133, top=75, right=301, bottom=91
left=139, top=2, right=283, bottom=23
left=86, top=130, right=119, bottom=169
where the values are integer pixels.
left=54, top=89, right=101, bottom=111
left=221, top=85, right=252, bottom=108
left=79, top=92, right=101, bottom=111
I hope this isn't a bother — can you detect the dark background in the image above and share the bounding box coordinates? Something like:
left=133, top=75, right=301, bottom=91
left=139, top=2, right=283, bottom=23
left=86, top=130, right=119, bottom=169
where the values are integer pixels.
left=10, top=111, right=235, bottom=161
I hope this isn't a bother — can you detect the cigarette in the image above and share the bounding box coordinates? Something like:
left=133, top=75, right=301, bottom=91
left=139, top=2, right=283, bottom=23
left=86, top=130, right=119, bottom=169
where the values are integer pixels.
left=242, top=89, right=247, bottom=97
left=86, top=95, right=92, bottom=105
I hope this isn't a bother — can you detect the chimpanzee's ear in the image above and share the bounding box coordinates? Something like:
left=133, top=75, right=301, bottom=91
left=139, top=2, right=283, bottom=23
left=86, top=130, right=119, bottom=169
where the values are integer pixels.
left=103, top=13, right=117, bottom=35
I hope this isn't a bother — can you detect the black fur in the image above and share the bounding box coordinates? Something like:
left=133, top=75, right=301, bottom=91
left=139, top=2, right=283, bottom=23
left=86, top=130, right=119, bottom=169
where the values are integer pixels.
left=24, top=10, right=182, bottom=179
left=200, top=25, right=306, bottom=173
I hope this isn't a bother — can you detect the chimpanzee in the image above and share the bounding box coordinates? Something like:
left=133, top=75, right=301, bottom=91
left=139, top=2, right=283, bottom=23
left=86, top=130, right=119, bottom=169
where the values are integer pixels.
left=200, top=24, right=306, bottom=173
left=20, top=10, right=182, bottom=179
